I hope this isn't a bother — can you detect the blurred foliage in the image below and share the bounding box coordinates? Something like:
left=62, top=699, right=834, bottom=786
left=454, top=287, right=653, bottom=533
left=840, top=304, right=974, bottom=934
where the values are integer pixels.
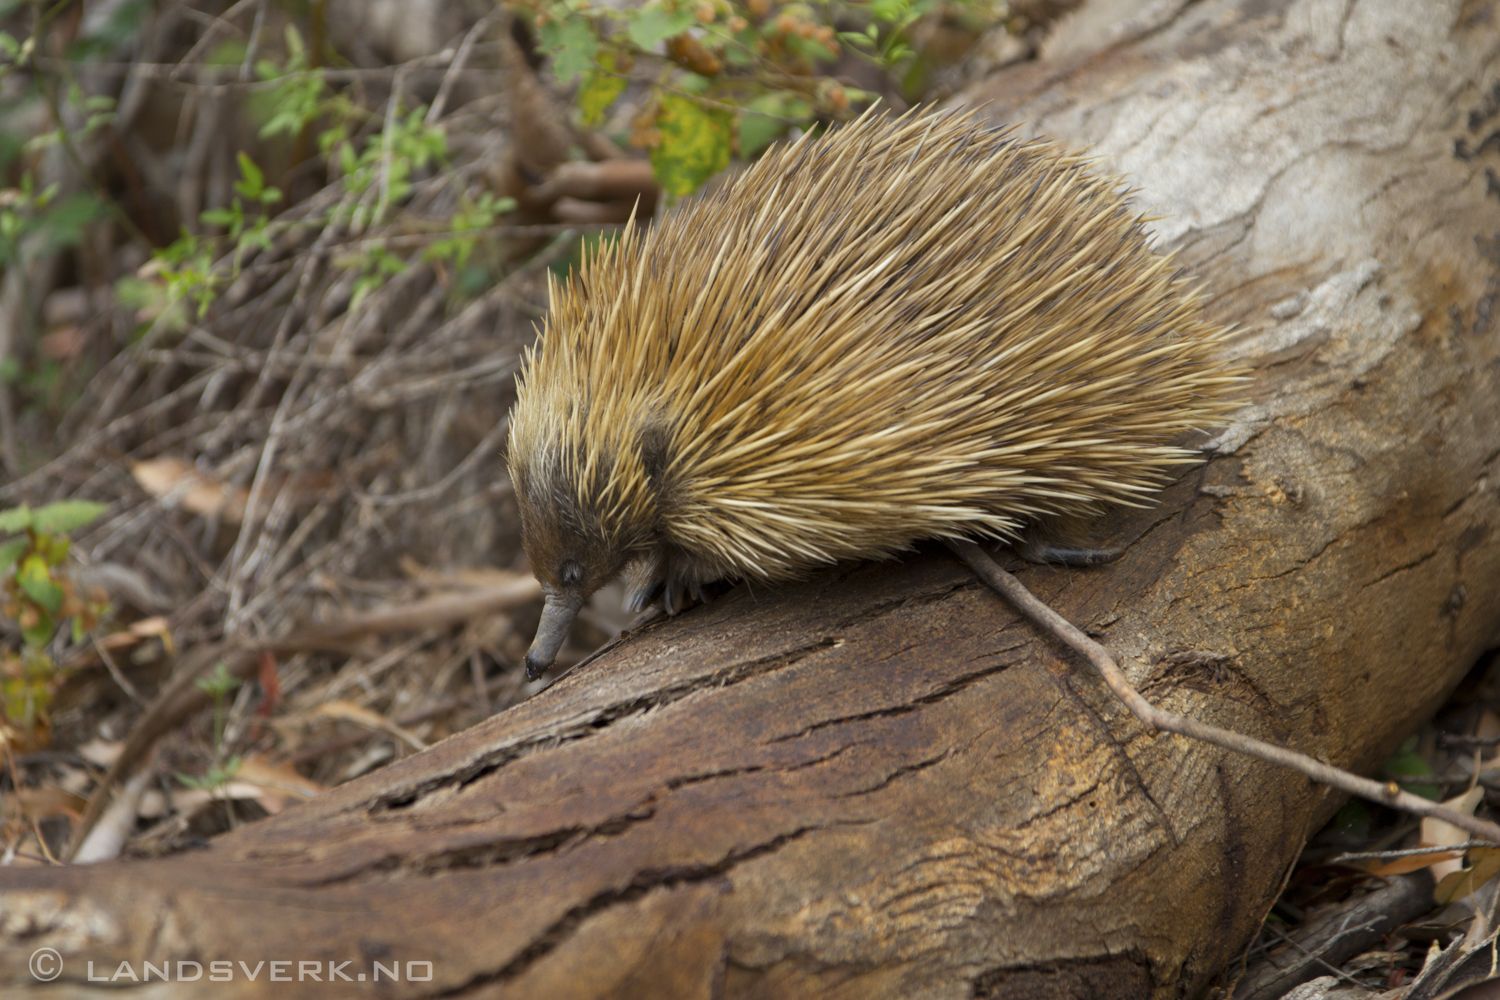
left=0, top=0, right=1005, bottom=385
left=179, top=661, right=244, bottom=795
left=0, top=500, right=108, bottom=751
left=0, top=174, right=102, bottom=270
left=512, top=0, right=1006, bottom=196
left=126, top=26, right=510, bottom=334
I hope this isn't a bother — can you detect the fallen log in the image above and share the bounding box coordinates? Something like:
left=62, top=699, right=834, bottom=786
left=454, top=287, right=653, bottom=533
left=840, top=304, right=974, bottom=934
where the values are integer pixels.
left=3, top=0, right=1499, bottom=997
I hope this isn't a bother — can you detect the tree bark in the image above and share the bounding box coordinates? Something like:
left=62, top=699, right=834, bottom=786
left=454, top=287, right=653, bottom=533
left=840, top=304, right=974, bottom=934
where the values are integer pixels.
left=4, top=0, right=1500, bottom=997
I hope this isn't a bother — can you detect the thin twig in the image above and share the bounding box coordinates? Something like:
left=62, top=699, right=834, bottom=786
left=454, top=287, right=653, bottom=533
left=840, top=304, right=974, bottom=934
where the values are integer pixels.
left=428, top=13, right=493, bottom=124
left=1260, top=918, right=1373, bottom=991
left=221, top=213, right=350, bottom=627
left=470, top=649, right=491, bottom=717
left=240, top=0, right=266, bottom=82
left=946, top=540, right=1500, bottom=845
left=1442, top=733, right=1500, bottom=748
left=36, top=51, right=490, bottom=83
left=171, top=0, right=260, bottom=80
left=374, top=68, right=404, bottom=229
left=265, top=577, right=541, bottom=654
left=355, top=416, right=509, bottom=506
left=1334, top=843, right=1490, bottom=864
left=0, top=266, right=24, bottom=476
left=33, top=69, right=151, bottom=250
left=92, top=635, right=147, bottom=705
left=62, top=645, right=244, bottom=861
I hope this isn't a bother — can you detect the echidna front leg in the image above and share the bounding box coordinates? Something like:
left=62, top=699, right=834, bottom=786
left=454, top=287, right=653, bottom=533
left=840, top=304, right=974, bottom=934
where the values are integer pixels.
left=622, top=551, right=666, bottom=613
left=621, top=547, right=709, bottom=615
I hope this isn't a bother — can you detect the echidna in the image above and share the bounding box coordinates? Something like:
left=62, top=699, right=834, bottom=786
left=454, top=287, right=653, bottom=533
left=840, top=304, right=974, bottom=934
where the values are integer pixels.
left=508, top=110, right=1244, bottom=677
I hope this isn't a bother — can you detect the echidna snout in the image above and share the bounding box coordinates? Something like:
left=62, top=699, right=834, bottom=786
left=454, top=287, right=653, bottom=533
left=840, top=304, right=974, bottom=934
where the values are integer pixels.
left=507, top=109, right=1247, bottom=678
left=514, top=478, right=644, bottom=678
left=525, top=571, right=588, bottom=681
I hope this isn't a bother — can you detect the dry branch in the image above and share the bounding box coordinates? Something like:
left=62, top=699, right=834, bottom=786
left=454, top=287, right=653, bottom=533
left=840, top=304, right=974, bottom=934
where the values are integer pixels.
left=1, top=0, right=1499, bottom=998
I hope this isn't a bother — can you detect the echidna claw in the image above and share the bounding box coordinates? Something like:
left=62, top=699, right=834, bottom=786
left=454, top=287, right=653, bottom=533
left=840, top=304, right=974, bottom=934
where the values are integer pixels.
left=623, top=576, right=665, bottom=614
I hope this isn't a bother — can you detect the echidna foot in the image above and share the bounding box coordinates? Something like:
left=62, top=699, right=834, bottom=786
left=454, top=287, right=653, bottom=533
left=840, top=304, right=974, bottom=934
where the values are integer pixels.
left=621, top=551, right=709, bottom=615
left=1016, top=521, right=1123, bottom=567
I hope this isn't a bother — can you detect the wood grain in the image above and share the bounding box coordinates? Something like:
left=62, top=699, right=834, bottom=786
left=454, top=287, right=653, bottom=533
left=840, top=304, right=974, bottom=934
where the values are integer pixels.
left=3, top=1, right=1498, bottom=997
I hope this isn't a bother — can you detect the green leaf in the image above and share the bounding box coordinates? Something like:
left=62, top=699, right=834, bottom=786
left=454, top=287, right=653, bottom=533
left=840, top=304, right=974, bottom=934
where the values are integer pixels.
left=578, top=53, right=628, bottom=126
left=650, top=93, right=732, bottom=198
left=786, top=33, right=838, bottom=64
left=206, top=39, right=248, bottom=66
left=20, top=613, right=53, bottom=651
left=628, top=7, right=696, bottom=48
left=66, top=0, right=145, bottom=58
left=739, top=94, right=810, bottom=159
left=200, top=205, right=243, bottom=234
left=539, top=17, right=597, bottom=83
left=1382, top=745, right=1440, bottom=801
left=0, top=505, right=31, bottom=532
left=0, top=536, right=27, bottom=573
left=18, top=554, right=63, bottom=615
left=233, top=151, right=265, bottom=200
left=0, top=32, right=20, bottom=60
left=870, top=0, right=914, bottom=24
left=738, top=116, right=782, bottom=159
left=284, top=23, right=305, bottom=60
left=195, top=660, right=243, bottom=698
left=31, top=500, right=107, bottom=535
left=34, top=194, right=106, bottom=256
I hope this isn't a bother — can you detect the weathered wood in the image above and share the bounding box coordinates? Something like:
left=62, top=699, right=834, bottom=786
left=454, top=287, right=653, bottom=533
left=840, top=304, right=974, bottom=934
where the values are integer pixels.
left=3, top=0, right=1500, bottom=997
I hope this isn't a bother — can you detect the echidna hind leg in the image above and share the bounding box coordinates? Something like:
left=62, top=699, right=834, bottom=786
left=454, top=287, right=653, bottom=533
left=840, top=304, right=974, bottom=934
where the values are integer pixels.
left=1015, top=520, right=1123, bottom=567
left=1016, top=536, right=1123, bottom=566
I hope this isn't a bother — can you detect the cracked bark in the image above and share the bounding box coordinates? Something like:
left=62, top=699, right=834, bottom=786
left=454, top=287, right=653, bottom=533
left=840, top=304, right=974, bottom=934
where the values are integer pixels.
left=3, top=0, right=1500, bottom=997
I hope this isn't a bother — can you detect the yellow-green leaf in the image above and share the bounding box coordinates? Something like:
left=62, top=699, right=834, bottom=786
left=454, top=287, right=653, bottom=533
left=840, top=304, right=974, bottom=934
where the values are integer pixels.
left=579, top=53, right=628, bottom=126
left=17, top=554, right=63, bottom=615
left=650, top=93, right=732, bottom=197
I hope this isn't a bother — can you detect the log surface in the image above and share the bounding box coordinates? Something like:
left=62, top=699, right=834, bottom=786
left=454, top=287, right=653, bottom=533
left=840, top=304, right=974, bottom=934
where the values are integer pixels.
left=4, top=1, right=1500, bottom=997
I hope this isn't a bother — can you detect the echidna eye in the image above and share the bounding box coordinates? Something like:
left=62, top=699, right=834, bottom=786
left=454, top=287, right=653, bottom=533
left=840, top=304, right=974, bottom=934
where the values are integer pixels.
left=558, top=560, right=584, bottom=586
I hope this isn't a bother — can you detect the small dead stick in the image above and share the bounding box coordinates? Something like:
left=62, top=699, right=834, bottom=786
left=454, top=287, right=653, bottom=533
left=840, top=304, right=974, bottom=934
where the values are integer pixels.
left=946, top=540, right=1500, bottom=844
left=62, top=643, right=252, bottom=862
left=61, top=581, right=544, bottom=860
